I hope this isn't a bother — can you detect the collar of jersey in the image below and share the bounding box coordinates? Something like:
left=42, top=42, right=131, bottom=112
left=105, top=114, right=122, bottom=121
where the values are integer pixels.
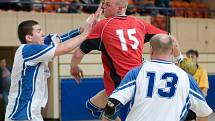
left=151, top=59, right=174, bottom=64
left=112, top=15, right=127, bottom=20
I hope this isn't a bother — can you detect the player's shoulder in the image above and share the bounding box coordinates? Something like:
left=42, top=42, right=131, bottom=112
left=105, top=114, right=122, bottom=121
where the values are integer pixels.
left=21, top=44, right=53, bottom=59
left=126, top=64, right=143, bottom=79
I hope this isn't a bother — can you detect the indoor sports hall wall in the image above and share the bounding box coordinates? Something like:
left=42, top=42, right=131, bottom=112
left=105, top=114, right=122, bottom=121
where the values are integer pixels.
left=0, top=11, right=214, bottom=120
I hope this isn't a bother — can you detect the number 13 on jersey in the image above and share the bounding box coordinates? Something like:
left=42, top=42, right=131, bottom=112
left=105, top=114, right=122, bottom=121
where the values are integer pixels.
left=146, top=72, right=179, bottom=98
left=116, top=28, right=139, bottom=51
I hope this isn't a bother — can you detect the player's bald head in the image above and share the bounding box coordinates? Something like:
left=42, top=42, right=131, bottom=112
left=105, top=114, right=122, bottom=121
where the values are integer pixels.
left=150, top=34, right=173, bottom=54
left=114, top=0, right=128, bottom=8
left=102, top=0, right=128, bottom=17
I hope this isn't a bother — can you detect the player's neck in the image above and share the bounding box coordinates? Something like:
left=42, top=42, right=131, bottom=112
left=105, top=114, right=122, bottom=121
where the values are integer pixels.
left=115, top=11, right=126, bottom=16
left=151, top=55, right=171, bottom=62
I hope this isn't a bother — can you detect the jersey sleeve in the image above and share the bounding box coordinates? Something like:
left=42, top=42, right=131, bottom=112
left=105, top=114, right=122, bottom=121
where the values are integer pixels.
left=22, top=44, right=56, bottom=63
left=44, top=28, right=80, bottom=45
left=188, top=74, right=212, bottom=117
left=143, top=21, right=168, bottom=43
left=110, top=66, right=142, bottom=105
left=79, top=20, right=105, bottom=54
left=59, top=28, right=80, bottom=42
left=79, top=38, right=101, bottom=54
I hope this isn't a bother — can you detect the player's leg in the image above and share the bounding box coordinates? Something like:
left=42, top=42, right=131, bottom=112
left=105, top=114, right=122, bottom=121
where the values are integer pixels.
left=86, top=89, right=107, bottom=118
left=90, top=89, right=108, bottom=108
left=86, top=89, right=121, bottom=121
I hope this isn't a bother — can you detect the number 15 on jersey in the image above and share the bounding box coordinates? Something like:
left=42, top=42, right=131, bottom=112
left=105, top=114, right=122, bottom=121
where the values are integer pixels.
left=116, top=28, right=139, bottom=51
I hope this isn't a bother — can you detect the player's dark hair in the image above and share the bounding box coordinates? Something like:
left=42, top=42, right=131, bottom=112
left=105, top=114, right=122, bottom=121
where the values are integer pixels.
left=18, top=20, right=39, bottom=44
left=186, top=49, right=199, bottom=58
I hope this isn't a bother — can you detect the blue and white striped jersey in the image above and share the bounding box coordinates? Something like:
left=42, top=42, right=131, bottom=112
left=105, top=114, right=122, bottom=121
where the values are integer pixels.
left=110, top=60, right=212, bottom=121
left=6, top=28, right=80, bottom=120
left=6, top=44, right=56, bottom=120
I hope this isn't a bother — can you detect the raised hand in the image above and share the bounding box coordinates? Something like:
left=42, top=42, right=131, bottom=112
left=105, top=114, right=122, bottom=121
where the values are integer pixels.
left=170, top=34, right=181, bottom=57
left=94, top=2, right=103, bottom=23
left=82, top=14, right=97, bottom=35
left=70, top=66, right=83, bottom=84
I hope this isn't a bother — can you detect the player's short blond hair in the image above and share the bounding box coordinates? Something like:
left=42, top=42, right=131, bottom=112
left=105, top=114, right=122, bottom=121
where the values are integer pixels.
left=115, top=0, right=128, bottom=8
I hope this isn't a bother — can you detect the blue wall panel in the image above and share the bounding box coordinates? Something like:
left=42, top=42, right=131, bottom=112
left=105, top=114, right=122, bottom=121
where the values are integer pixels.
left=61, top=78, right=104, bottom=121
left=61, top=75, right=215, bottom=120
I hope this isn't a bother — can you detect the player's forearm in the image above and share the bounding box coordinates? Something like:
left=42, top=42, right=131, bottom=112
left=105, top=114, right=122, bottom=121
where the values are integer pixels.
left=59, top=28, right=81, bottom=42
left=54, top=33, right=87, bottom=56
left=196, top=116, right=208, bottom=121
left=71, top=48, right=85, bottom=67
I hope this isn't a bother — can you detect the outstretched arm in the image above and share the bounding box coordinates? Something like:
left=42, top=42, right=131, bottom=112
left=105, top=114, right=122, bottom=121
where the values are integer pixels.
left=54, top=2, right=103, bottom=56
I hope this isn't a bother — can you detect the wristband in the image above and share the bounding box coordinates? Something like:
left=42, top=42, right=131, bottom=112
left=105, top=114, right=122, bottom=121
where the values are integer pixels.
left=176, top=53, right=184, bottom=63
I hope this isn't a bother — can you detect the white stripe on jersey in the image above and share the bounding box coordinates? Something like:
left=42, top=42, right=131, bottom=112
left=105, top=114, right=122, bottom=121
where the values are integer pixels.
left=24, top=45, right=54, bottom=61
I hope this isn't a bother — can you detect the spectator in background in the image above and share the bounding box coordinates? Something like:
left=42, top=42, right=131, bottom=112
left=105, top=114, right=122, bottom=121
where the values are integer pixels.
left=0, top=57, right=11, bottom=112
left=80, top=0, right=101, bottom=13
left=126, top=0, right=136, bottom=15
left=32, top=0, right=43, bottom=12
left=69, top=0, right=81, bottom=13
left=57, top=0, right=70, bottom=13
left=0, top=0, right=22, bottom=11
left=19, top=0, right=32, bottom=11
left=135, top=0, right=157, bottom=16
left=186, top=49, right=209, bottom=96
left=185, top=49, right=209, bottom=121
left=155, top=0, right=170, bottom=15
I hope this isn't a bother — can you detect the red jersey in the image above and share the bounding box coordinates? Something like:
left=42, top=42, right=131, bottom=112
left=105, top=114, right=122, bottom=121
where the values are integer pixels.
left=80, top=16, right=167, bottom=96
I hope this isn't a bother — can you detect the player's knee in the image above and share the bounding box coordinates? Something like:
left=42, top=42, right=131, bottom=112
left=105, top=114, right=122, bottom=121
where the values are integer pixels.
left=86, top=99, right=104, bottom=119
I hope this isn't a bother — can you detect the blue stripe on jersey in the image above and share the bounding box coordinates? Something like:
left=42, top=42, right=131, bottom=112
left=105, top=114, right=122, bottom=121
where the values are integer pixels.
left=60, top=28, right=80, bottom=42
left=180, top=96, right=190, bottom=121
left=113, top=81, right=136, bottom=93
left=23, top=44, right=55, bottom=61
left=28, top=63, right=40, bottom=119
left=9, top=63, right=41, bottom=120
left=188, top=74, right=205, bottom=101
left=131, top=84, right=136, bottom=107
left=113, top=65, right=142, bottom=93
left=122, top=85, right=137, bottom=120
left=151, top=59, right=174, bottom=64
left=9, top=79, right=22, bottom=119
